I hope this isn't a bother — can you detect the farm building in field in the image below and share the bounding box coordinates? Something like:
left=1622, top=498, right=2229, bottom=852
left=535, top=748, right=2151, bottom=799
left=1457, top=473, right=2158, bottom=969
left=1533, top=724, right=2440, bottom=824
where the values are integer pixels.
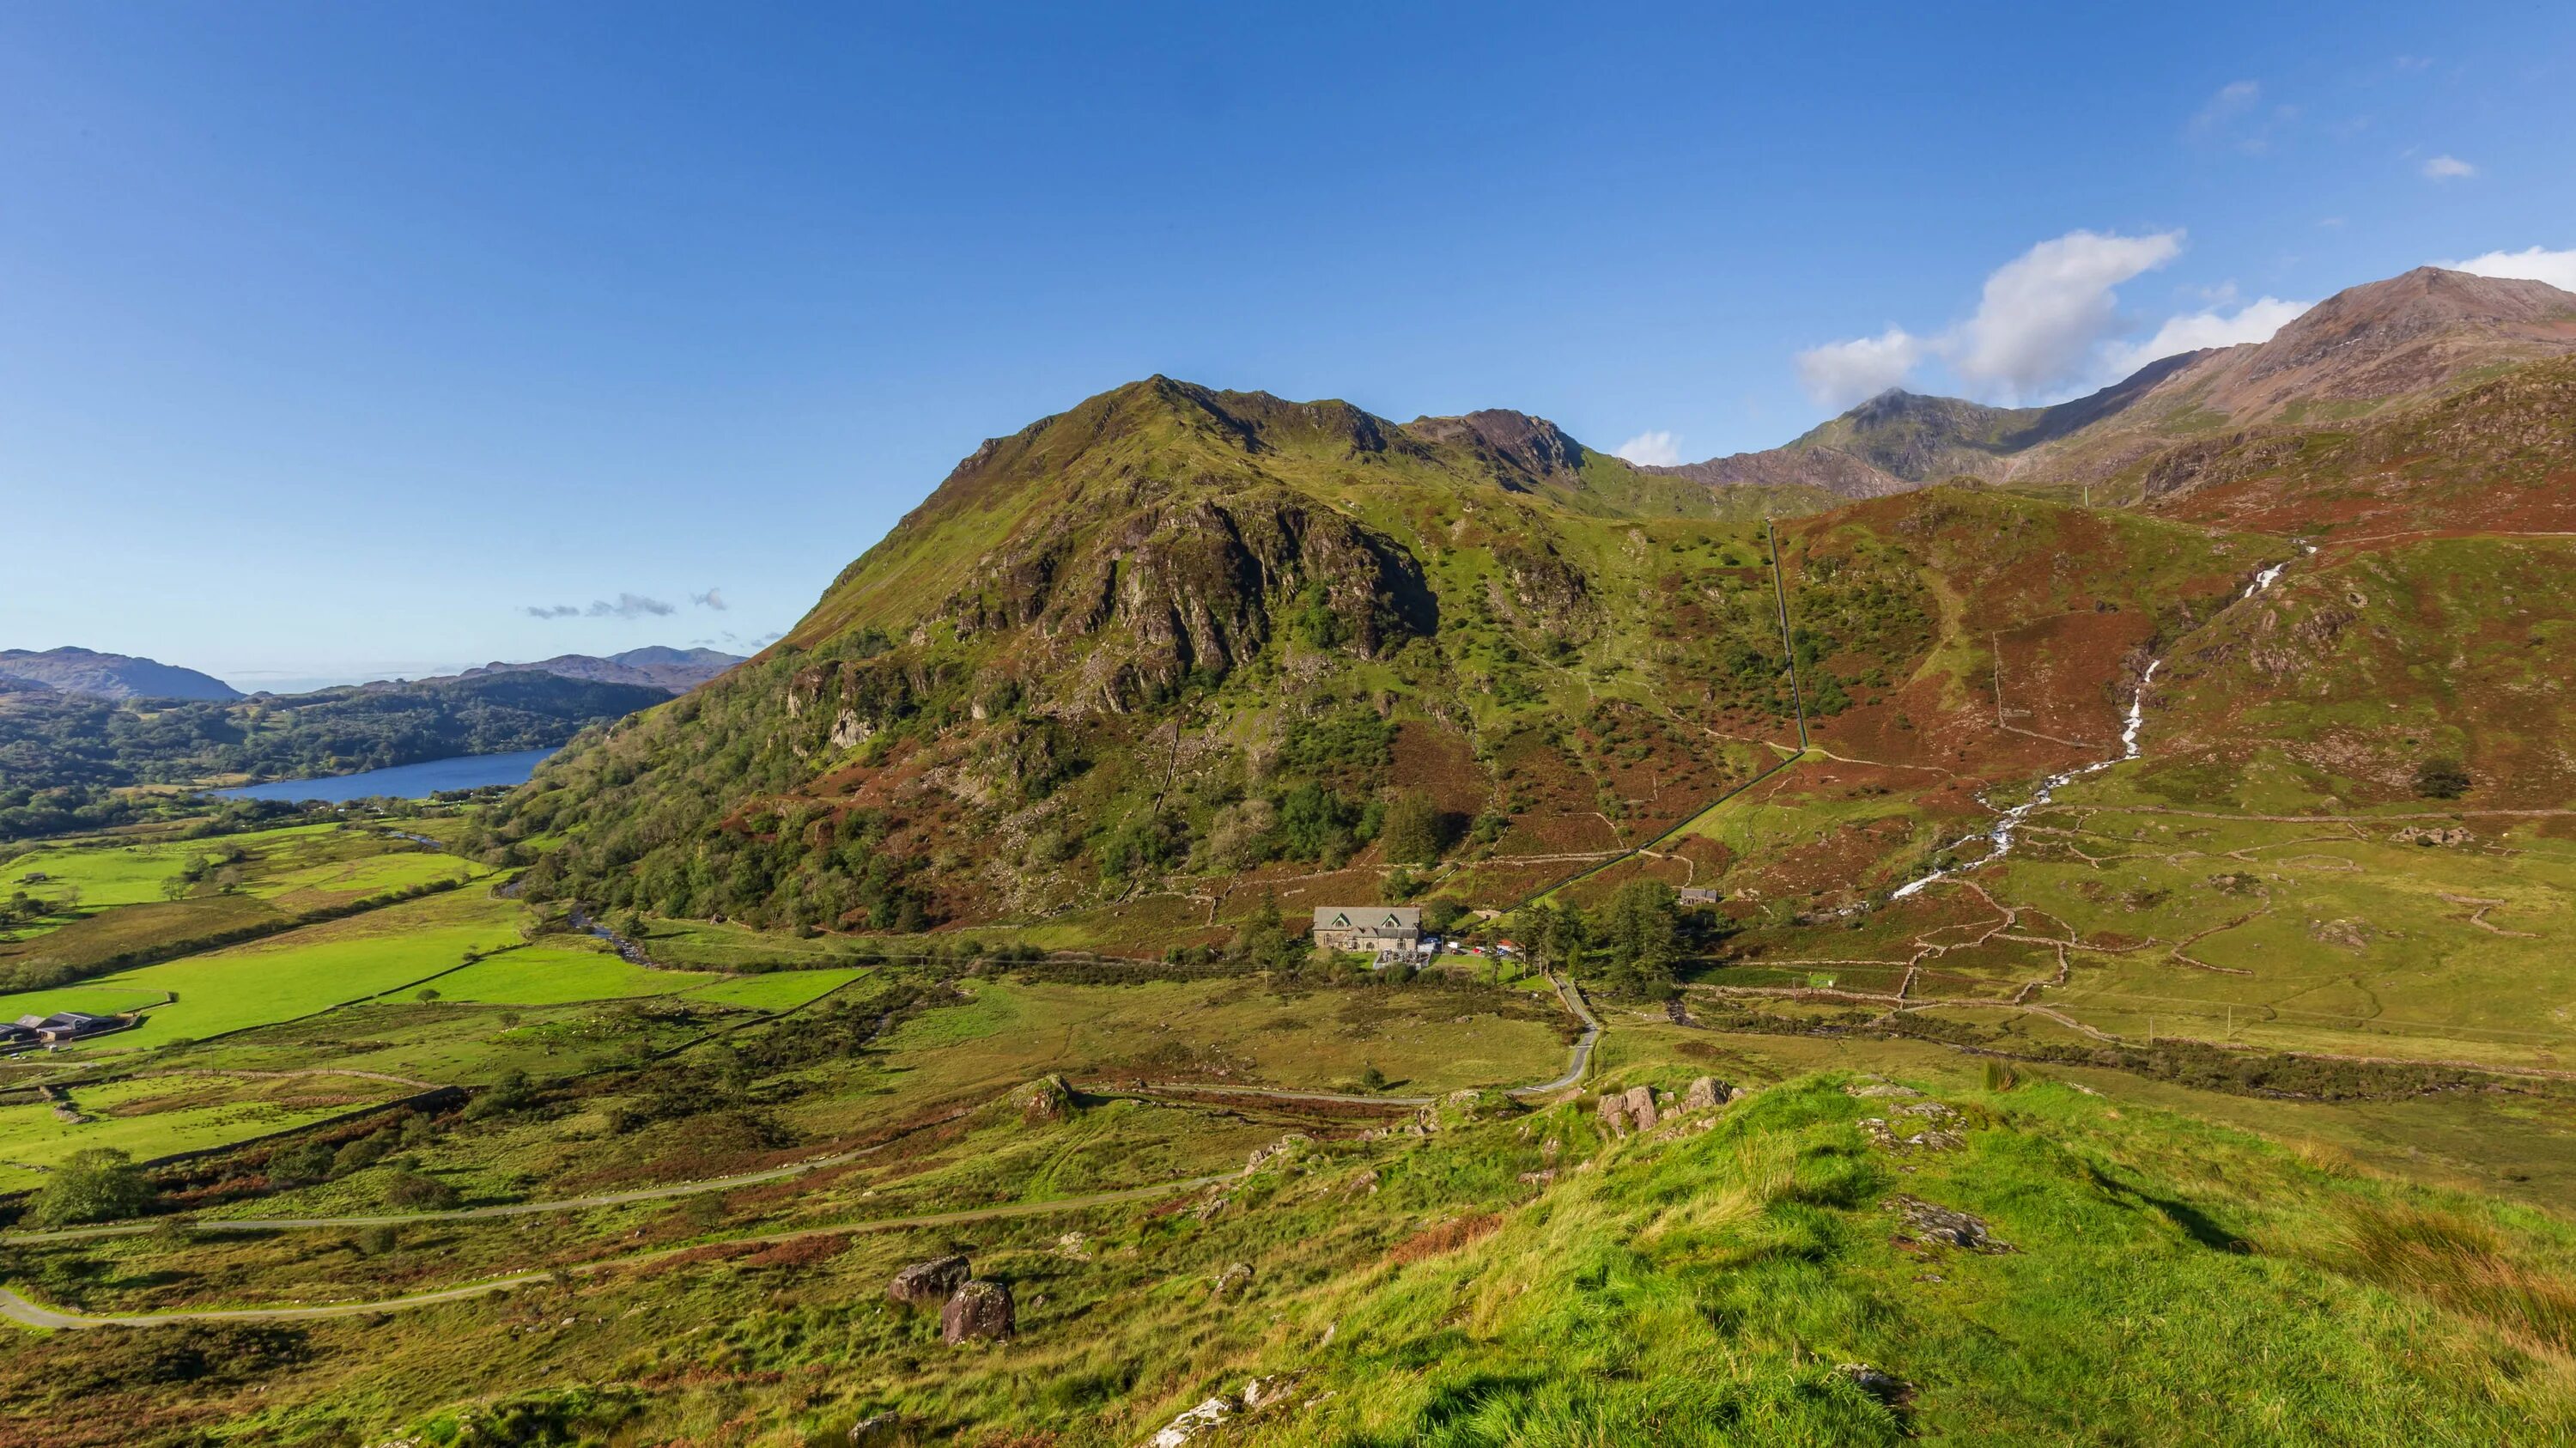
left=13, top=1012, right=118, bottom=1045
left=1312, top=906, right=1421, bottom=956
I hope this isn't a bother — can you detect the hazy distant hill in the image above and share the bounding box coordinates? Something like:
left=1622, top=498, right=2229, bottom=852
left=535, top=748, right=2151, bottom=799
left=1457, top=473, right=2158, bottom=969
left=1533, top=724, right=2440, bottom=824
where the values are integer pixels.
left=0, top=646, right=241, bottom=702
left=0, top=671, right=672, bottom=794
left=452, top=646, right=744, bottom=694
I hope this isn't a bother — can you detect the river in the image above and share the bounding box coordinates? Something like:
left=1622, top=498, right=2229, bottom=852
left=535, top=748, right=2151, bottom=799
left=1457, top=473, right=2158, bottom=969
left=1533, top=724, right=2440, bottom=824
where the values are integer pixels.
left=210, top=747, right=559, bottom=803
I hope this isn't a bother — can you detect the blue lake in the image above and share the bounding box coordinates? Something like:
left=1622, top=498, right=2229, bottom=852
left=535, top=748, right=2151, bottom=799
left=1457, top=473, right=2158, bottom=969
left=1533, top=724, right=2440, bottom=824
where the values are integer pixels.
left=212, top=747, right=559, bottom=803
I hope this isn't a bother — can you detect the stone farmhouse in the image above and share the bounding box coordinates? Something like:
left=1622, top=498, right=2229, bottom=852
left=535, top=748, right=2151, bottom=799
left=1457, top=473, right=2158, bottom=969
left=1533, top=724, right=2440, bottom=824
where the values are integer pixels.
left=1311, top=906, right=1421, bottom=956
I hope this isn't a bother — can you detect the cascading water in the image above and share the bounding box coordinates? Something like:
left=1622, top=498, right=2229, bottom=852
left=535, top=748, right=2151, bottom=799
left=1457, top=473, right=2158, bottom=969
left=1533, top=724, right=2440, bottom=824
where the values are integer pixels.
left=1893, top=556, right=2289, bottom=901
left=1891, top=660, right=2163, bottom=901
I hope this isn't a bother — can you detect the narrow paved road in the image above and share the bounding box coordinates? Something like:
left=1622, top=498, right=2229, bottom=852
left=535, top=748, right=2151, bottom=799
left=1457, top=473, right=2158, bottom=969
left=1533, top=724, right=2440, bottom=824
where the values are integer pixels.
left=0, top=1172, right=1230, bottom=1329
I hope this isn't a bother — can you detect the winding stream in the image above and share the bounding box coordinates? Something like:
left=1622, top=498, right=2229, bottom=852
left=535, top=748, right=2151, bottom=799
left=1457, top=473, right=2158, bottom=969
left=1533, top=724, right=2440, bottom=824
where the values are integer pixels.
left=1891, top=559, right=2290, bottom=902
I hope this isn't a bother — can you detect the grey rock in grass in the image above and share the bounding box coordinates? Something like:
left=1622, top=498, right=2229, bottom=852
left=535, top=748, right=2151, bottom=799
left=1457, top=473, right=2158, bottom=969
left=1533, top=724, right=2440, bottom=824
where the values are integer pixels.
left=1622, top=1085, right=1658, bottom=1131
left=941, top=1279, right=1015, bottom=1342
left=1888, top=1194, right=2014, bottom=1253
left=1682, top=1076, right=1733, bottom=1112
left=1596, top=1092, right=1631, bottom=1135
left=1212, top=1261, right=1255, bottom=1299
left=888, top=1254, right=970, bottom=1308
left=848, top=1413, right=914, bottom=1446
left=1837, top=1362, right=1913, bottom=1407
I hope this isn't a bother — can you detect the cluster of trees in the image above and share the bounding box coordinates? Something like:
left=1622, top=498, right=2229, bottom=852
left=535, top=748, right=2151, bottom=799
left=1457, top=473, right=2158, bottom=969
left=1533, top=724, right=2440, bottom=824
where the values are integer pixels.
left=1510, top=879, right=1698, bottom=996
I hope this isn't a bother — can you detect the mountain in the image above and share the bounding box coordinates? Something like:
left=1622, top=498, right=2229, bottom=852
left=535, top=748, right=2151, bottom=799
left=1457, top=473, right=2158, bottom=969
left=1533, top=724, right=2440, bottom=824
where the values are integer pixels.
left=0, top=647, right=240, bottom=702
left=452, top=646, right=743, bottom=694
left=489, top=264, right=2576, bottom=943
left=1674, top=266, right=2576, bottom=496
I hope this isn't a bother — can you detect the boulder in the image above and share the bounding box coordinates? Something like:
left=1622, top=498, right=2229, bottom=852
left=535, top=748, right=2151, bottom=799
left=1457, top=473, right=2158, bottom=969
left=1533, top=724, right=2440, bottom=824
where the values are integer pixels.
left=1622, top=1085, right=1658, bottom=1131
left=887, top=1254, right=970, bottom=1308
left=1212, top=1261, right=1255, bottom=1300
left=941, top=1280, right=1015, bottom=1342
left=1681, top=1076, right=1732, bottom=1112
left=848, top=1413, right=914, bottom=1446
left=1014, top=1074, right=1076, bottom=1123
left=1596, top=1092, right=1631, bottom=1135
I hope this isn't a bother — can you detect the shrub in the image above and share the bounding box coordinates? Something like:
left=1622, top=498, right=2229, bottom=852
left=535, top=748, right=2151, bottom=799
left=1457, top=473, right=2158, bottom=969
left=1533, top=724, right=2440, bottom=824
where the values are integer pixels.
left=2413, top=757, right=2471, bottom=799
left=384, top=1170, right=461, bottom=1212
left=30, top=1147, right=155, bottom=1227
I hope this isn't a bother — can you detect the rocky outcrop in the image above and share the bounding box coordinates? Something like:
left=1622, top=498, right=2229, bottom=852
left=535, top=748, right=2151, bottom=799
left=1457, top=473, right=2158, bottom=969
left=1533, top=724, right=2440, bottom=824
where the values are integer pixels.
left=1014, top=1074, right=1076, bottom=1123
left=1145, top=1374, right=1302, bottom=1448
left=941, top=1280, right=1015, bottom=1342
left=1595, top=1084, right=1660, bottom=1135
left=888, top=1255, right=971, bottom=1308
left=1212, top=1262, right=1255, bottom=1300
left=1887, top=1194, right=2015, bottom=1253
left=939, top=488, right=1435, bottom=710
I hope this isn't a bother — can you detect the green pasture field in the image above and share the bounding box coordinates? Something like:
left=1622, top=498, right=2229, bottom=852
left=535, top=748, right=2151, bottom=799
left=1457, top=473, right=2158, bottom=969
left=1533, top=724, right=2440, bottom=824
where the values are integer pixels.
left=248, top=849, right=483, bottom=911
left=677, top=967, right=869, bottom=1011
left=0, top=1070, right=405, bottom=1190
left=0, top=888, right=532, bottom=1053
left=422, top=944, right=722, bottom=1005
left=626, top=916, right=869, bottom=970
left=5, top=824, right=344, bottom=910
left=159, top=998, right=733, bottom=1091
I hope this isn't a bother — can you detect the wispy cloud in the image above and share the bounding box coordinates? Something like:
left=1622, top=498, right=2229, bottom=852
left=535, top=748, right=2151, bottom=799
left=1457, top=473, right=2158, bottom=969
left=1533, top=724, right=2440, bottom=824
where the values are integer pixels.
left=1794, top=327, right=1926, bottom=409
left=525, top=593, right=676, bottom=621
left=2421, top=154, right=2476, bottom=180
left=1612, top=430, right=1682, bottom=466
left=2190, top=80, right=2262, bottom=138
left=691, top=587, right=728, bottom=611
left=2439, top=245, right=2576, bottom=291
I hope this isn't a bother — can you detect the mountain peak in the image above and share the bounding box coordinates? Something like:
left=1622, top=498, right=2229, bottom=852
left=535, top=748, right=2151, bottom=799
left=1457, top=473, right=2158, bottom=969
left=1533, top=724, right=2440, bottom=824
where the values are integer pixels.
left=0, top=647, right=240, bottom=702
left=1404, top=409, right=1588, bottom=482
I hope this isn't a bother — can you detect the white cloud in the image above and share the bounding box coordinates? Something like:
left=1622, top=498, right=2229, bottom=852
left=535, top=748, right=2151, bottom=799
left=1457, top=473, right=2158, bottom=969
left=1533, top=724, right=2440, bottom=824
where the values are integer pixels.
left=2439, top=245, right=2576, bottom=292
left=2190, top=80, right=2261, bottom=137
left=2421, top=154, right=2476, bottom=179
left=1951, top=229, right=2186, bottom=401
left=1613, top=430, right=1683, bottom=467
left=691, top=587, right=729, bottom=611
left=1794, top=327, right=1926, bottom=409
left=2103, top=295, right=2314, bottom=376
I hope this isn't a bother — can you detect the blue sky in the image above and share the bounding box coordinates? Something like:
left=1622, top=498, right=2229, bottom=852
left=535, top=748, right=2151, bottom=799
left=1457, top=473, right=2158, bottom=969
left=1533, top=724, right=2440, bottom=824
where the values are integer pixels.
left=3, top=3, right=2571, bottom=690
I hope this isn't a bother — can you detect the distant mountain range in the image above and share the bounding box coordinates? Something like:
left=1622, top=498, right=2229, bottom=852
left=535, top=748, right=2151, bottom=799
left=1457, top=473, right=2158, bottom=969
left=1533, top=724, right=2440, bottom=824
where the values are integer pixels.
left=0, top=648, right=242, bottom=702
left=1662, top=266, right=2576, bottom=496
left=0, top=645, right=744, bottom=704
left=448, top=646, right=744, bottom=695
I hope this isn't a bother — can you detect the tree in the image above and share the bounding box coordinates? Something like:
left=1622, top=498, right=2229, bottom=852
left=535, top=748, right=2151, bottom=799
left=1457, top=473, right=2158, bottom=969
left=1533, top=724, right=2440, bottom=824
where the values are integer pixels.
left=1230, top=891, right=1303, bottom=975
left=1379, top=790, right=1446, bottom=866
left=1600, top=879, right=1681, bottom=996
left=30, top=1147, right=155, bottom=1227
left=2414, top=757, right=2471, bottom=800
left=384, top=1169, right=460, bottom=1211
